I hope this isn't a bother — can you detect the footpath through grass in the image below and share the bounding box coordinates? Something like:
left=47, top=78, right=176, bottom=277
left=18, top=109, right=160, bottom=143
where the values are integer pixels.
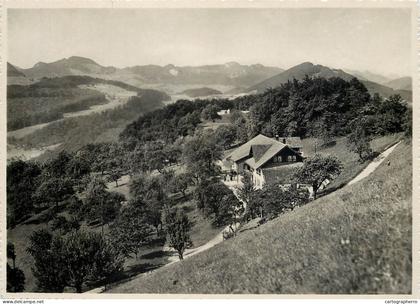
left=107, top=140, right=411, bottom=294
left=302, top=133, right=402, bottom=194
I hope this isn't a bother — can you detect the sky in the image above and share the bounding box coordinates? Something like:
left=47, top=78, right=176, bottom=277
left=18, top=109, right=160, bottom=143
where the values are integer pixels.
left=8, top=8, right=412, bottom=77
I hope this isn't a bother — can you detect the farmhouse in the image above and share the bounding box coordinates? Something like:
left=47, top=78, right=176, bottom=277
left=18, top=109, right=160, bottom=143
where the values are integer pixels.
left=224, top=134, right=304, bottom=189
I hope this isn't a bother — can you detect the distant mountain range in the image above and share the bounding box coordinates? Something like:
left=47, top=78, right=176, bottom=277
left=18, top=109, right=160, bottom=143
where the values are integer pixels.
left=9, top=56, right=283, bottom=91
left=383, top=76, right=412, bottom=91
left=246, top=62, right=412, bottom=102
left=7, top=62, right=25, bottom=77
left=343, top=69, right=392, bottom=84
left=8, top=57, right=412, bottom=102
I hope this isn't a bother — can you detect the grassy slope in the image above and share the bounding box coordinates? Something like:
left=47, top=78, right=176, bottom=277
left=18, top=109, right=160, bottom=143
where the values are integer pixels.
left=108, top=140, right=411, bottom=294
left=302, top=134, right=402, bottom=194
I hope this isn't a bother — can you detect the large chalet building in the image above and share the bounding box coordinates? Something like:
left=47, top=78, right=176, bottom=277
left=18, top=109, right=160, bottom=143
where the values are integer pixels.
left=223, top=134, right=304, bottom=189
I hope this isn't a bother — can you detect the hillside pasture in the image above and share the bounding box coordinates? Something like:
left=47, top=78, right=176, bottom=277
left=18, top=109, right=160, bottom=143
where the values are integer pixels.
left=107, top=140, right=411, bottom=294
left=302, top=133, right=402, bottom=195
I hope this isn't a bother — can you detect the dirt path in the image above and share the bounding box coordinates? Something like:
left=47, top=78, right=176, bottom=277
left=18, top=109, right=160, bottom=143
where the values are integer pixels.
left=347, top=141, right=400, bottom=186
left=85, top=226, right=231, bottom=294
left=163, top=225, right=235, bottom=263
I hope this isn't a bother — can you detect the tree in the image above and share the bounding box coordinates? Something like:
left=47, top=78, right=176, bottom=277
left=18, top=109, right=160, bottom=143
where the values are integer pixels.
left=107, top=169, right=123, bottom=187
left=67, top=195, right=83, bottom=216
left=170, top=172, right=191, bottom=198
left=230, top=110, right=249, bottom=143
left=163, top=208, right=193, bottom=260
left=7, top=160, right=41, bottom=226
left=7, top=264, right=25, bottom=292
left=214, top=124, right=237, bottom=149
left=50, top=215, right=80, bottom=234
left=110, top=201, right=153, bottom=258
left=43, top=151, right=72, bottom=178
left=195, top=179, right=241, bottom=226
left=247, top=190, right=265, bottom=219
left=310, top=118, right=335, bottom=152
left=129, top=174, right=167, bottom=233
left=27, top=229, right=67, bottom=292
left=163, top=143, right=182, bottom=166
left=294, top=155, right=343, bottom=199
left=27, top=230, right=123, bottom=293
left=201, top=104, right=221, bottom=122
left=7, top=242, right=25, bottom=292
left=403, top=107, right=412, bottom=138
left=378, top=94, right=408, bottom=133
left=7, top=242, right=17, bottom=269
left=260, top=185, right=309, bottom=219
left=236, top=172, right=256, bottom=216
left=182, top=132, right=223, bottom=182
left=35, top=177, right=74, bottom=208
left=92, top=143, right=111, bottom=175
left=62, top=231, right=123, bottom=292
left=347, top=125, right=373, bottom=162
left=65, top=154, right=91, bottom=183
left=83, top=177, right=123, bottom=234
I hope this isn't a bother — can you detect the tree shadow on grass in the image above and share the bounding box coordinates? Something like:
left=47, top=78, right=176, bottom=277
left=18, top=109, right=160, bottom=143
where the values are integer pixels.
left=88, top=262, right=166, bottom=292
left=144, top=236, right=166, bottom=248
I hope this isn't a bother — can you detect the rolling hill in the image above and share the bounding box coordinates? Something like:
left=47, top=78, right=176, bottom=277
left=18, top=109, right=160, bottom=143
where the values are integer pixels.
left=8, top=62, right=26, bottom=77
left=247, top=62, right=412, bottom=102
left=384, top=76, right=412, bottom=91
left=361, top=79, right=412, bottom=103
left=247, top=62, right=355, bottom=93
left=19, top=56, right=116, bottom=79
left=7, top=63, right=32, bottom=85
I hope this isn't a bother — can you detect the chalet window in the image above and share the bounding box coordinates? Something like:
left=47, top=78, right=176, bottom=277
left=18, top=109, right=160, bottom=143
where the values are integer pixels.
left=257, top=168, right=262, bottom=175
left=287, top=155, right=293, bottom=162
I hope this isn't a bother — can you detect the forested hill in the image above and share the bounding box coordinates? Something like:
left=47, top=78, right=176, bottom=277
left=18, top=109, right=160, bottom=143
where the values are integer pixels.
left=121, top=76, right=410, bottom=148
left=246, top=62, right=412, bottom=103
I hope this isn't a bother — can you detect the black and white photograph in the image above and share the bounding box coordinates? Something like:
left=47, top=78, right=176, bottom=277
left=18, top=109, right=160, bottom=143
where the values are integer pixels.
left=4, top=2, right=415, bottom=297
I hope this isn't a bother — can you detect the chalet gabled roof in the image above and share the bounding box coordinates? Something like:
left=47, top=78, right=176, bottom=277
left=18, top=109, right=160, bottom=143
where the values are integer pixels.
left=227, top=134, right=278, bottom=162
left=250, top=144, right=271, bottom=162
left=227, top=134, right=303, bottom=170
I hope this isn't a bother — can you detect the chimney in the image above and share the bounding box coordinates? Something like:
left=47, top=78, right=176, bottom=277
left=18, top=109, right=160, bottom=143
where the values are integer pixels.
left=282, top=138, right=286, bottom=144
